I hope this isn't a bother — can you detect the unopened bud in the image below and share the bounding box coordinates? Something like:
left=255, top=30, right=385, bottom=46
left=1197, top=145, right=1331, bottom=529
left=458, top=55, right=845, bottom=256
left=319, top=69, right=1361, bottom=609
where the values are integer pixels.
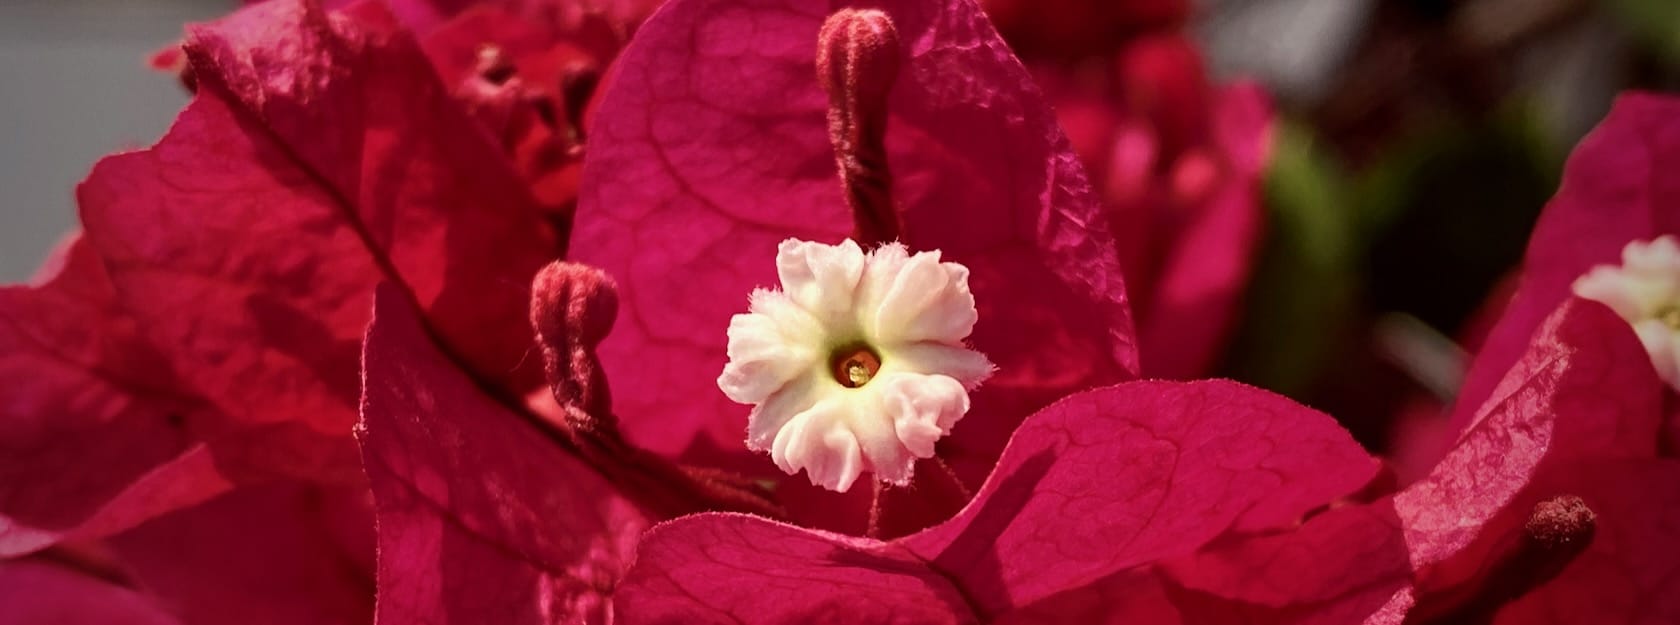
left=816, top=8, right=902, bottom=245
left=531, top=261, right=619, bottom=424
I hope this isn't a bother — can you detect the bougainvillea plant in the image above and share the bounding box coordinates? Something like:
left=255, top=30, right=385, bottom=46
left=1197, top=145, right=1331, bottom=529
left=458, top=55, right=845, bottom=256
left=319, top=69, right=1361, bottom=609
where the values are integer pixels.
left=981, top=0, right=1274, bottom=380
left=1, top=1, right=1676, bottom=625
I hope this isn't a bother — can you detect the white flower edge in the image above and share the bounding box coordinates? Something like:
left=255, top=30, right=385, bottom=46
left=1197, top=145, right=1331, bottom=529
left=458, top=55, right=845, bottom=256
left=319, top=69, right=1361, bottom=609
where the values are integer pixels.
left=718, top=239, right=993, bottom=492
left=1572, top=235, right=1680, bottom=390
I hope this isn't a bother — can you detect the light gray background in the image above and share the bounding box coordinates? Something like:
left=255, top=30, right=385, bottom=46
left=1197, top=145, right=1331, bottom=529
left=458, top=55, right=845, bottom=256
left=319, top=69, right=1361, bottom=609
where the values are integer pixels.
left=0, top=0, right=230, bottom=282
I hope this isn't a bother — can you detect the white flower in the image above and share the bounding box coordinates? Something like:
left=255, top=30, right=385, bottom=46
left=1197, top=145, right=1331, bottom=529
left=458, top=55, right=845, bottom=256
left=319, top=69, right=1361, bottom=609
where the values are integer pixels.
left=1573, top=235, right=1680, bottom=390
left=717, top=239, right=994, bottom=492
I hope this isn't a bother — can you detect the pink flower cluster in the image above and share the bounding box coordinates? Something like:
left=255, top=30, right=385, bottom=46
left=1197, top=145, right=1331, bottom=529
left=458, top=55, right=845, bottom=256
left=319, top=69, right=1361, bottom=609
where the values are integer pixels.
left=1, top=0, right=1675, bottom=624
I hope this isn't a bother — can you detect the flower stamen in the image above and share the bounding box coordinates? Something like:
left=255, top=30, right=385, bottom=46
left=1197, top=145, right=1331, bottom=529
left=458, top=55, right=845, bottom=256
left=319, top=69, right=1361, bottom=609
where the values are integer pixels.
left=834, top=347, right=881, bottom=388
left=1659, top=305, right=1680, bottom=330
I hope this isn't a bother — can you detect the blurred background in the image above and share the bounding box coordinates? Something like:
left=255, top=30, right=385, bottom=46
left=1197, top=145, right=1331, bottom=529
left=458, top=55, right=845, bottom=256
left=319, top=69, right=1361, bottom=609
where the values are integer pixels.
left=1201, top=0, right=1680, bottom=460
left=2, top=0, right=1677, bottom=460
left=0, top=0, right=231, bottom=282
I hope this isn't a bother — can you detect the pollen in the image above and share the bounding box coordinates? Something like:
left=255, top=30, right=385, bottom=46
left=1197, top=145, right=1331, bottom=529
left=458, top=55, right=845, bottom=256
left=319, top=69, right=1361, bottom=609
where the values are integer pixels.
left=716, top=239, right=994, bottom=492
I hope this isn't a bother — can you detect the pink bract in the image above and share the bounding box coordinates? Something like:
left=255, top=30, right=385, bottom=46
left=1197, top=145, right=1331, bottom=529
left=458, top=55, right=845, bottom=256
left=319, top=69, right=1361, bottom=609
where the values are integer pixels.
left=615, top=380, right=1377, bottom=623
left=569, top=0, right=1141, bottom=499
left=359, top=285, right=650, bottom=624
left=74, top=0, right=556, bottom=483
left=0, top=559, right=182, bottom=625
left=0, top=238, right=228, bottom=556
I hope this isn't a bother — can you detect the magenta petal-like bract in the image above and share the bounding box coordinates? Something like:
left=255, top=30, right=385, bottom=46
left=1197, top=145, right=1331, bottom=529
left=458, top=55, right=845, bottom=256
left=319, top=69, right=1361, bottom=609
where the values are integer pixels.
left=1151, top=300, right=1667, bottom=624
left=1398, top=300, right=1661, bottom=568
left=901, top=380, right=1376, bottom=616
left=1449, top=93, right=1680, bottom=435
left=76, top=0, right=555, bottom=482
left=0, top=238, right=229, bottom=556
left=108, top=483, right=376, bottom=625
left=617, top=513, right=978, bottom=625
left=1488, top=459, right=1680, bottom=624
left=1157, top=505, right=1411, bottom=625
left=617, top=380, right=1375, bottom=622
left=359, top=285, right=651, bottom=624
left=571, top=0, right=1139, bottom=481
left=0, top=559, right=182, bottom=625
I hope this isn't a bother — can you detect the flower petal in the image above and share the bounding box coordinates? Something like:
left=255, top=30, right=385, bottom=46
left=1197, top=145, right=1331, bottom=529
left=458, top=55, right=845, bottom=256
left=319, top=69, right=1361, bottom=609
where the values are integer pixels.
left=869, top=250, right=979, bottom=345
left=874, top=372, right=969, bottom=459
left=0, top=236, right=231, bottom=557
left=776, top=238, right=866, bottom=323
left=745, top=372, right=825, bottom=449
left=109, top=483, right=375, bottom=625
left=0, top=559, right=182, bottom=625
left=624, top=380, right=1374, bottom=620
left=772, top=398, right=866, bottom=492
left=1133, top=82, right=1271, bottom=380
left=884, top=341, right=996, bottom=388
left=718, top=290, right=825, bottom=404
left=1147, top=300, right=1666, bottom=624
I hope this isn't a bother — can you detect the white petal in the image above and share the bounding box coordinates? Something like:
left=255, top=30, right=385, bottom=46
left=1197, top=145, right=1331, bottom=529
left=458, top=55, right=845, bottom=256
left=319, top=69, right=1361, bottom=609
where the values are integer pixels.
left=883, top=342, right=995, bottom=388
left=849, top=385, right=916, bottom=486
left=1623, top=235, right=1680, bottom=273
left=856, top=242, right=910, bottom=324
left=1573, top=266, right=1652, bottom=320
left=776, top=238, right=866, bottom=322
left=716, top=290, right=823, bottom=404
left=745, top=372, right=824, bottom=450
left=770, top=399, right=865, bottom=492
left=862, top=247, right=978, bottom=345
left=873, top=372, right=970, bottom=460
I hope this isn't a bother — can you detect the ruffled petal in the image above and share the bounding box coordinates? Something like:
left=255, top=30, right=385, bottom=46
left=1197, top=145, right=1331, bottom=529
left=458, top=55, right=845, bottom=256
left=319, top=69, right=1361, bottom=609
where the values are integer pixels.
left=874, top=372, right=970, bottom=460
left=867, top=250, right=979, bottom=345
left=776, top=238, right=866, bottom=324
left=771, top=399, right=866, bottom=492
left=883, top=342, right=995, bottom=388
left=745, top=373, right=826, bottom=450
left=717, top=290, right=825, bottom=404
